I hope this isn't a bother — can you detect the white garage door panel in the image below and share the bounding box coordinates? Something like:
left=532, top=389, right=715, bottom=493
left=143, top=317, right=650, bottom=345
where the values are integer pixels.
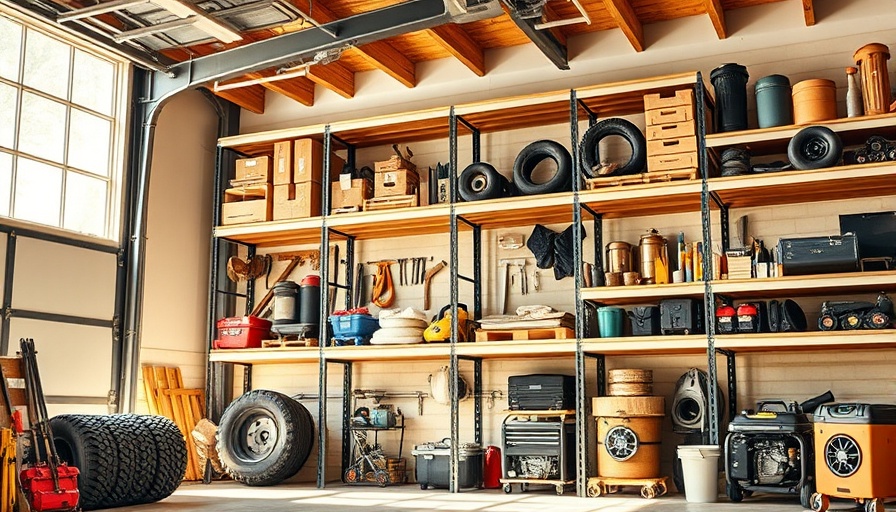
left=8, top=318, right=112, bottom=399
left=13, top=238, right=116, bottom=319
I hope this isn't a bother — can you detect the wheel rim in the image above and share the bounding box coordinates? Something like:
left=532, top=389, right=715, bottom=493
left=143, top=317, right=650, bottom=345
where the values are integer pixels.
left=471, top=175, right=488, bottom=192
left=233, top=407, right=279, bottom=463
left=801, top=136, right=830, bottom=162
left=825, top=434, right=861, bottom=477
left=604, top=425, right=639, bottom=461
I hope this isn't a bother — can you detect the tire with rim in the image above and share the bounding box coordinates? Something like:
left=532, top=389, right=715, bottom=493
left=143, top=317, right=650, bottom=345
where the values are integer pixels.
left=787, top=125, right=842, bottom=170
left=512, top=140, right=572, bottom=195
left=458, top=162, right=505, bottom=201
left=50, top=414, right=120, bottom=510
left=217, top=389, right=313, bottom=486
left=579, top=118, right=646, bottom=178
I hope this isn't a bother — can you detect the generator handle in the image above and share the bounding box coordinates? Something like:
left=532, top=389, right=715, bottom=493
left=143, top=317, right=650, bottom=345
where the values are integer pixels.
left=799, top=390, right=835, bottom=414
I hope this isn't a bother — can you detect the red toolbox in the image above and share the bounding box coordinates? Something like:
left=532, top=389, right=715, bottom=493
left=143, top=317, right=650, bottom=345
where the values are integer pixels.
left=20, top=463, right=80, bottom=511
left=214, top=316, right=272, bottom=349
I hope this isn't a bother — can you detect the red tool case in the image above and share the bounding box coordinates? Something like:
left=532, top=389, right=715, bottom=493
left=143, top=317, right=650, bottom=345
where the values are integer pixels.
left=214, top=316, right=272, bottom=349
left=20, top=463, right=80, bottom=511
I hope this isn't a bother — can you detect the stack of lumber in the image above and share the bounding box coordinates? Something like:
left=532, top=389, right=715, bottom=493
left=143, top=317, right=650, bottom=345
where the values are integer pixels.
left=142, top=365, right=205, bottom=481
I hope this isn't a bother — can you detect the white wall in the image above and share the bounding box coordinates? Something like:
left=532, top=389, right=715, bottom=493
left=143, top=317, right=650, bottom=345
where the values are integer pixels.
left=138, top=89, right=218, bottom=411
left=175, top=0, right=896, bottom=486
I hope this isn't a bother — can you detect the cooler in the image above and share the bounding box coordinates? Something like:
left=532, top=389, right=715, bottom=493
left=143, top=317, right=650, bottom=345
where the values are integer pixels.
left=412, top=439, right=483, bottom=490
left=213, top=316, right=272, bottom=349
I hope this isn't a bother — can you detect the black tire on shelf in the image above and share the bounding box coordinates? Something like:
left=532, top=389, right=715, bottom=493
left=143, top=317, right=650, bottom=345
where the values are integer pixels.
left=217, top=389, right=313, bottom=486
left=787, top=125, right=843, bottom=170
left=579, top=118, right=646, bottom=178
left=50, top=414, right=120, bottom=511
left=512, top=140, right=573, bottom=195
left=458, top=162, right=505, bottom=201
left=135, top=414, right=188, bottom=504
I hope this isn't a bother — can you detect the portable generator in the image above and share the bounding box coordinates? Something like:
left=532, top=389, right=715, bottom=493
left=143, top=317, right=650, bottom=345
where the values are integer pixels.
left=724, top=392, right=833, bottom=509
left=811, top=403, right=896, bottom=512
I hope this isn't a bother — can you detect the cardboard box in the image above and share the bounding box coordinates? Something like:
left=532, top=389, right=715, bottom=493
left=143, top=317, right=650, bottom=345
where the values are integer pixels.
left=294, top=138, right=345, bottom=184
left=273, top=182, right=321, bottom=220
left=374, top=155, right=416, bottom=173
left=235, top=156, right=271, bottom=183
left=221, top=184, right=272, bottom=225
left=331, top=177, right=373, bottom=211
left=375, top=169, right=419, bottom=197
left=273, top=141, right=292, bottom=185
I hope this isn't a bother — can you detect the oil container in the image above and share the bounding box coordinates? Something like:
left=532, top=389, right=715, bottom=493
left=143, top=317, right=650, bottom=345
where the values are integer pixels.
left=272, top=281, right=299, bottom=325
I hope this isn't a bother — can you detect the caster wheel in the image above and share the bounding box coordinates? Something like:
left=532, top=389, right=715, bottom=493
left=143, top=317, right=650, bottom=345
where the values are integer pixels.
left=640, top=485, right=658, bottom=499
left=555, top=485, right=564, bottom=496
left=657, top=482, right=667, bottom=496
left=503, top=484, right=512, bottom=494
left=344, top=468, right=360, bottom=483
left=420, top=483, right=427, bottom=490
left=607, top=485, right=619, bottom=494
left=811, top=493, right=830, bottom=512
left=587, top=483, right=601, bottom=497
left=727, top=481, right=744, bottom=502
left=374, top=469, right=390, bottom=487
left=866, top=498, right=885, bottom=512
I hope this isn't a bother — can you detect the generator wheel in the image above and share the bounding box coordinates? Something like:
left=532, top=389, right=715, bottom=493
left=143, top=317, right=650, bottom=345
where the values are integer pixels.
left=799, top=481, right=815, bottom=510
left=555, top=484, right=564, bottom=496
left=657, top=481, right=667, bottom=496
left=503, top=483, right=512, bottom=494
left=217, top=389, right=312, bottom=486
left=641, top=485, right=658, bottom=499
left=727, top=481, right=744, bottom=502
left=586, top=482, right=601, bottom=497
left=811, top=493, right=830, bottom=512
left=866, top=498, right=885, bottom=512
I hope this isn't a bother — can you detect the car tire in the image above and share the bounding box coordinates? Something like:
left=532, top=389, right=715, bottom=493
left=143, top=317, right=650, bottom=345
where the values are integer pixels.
left=512, top=140, right=572, bottom=195
left=579, top=118, right=646, bottom=178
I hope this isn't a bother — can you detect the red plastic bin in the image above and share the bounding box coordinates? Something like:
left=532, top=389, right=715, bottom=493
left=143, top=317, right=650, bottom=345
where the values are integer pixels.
left=214, top=316, right=272, bottom=349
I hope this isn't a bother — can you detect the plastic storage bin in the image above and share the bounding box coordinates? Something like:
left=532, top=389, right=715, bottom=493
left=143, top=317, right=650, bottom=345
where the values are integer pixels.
left=213, top=316, right=272, bottom=349
left=412, top=440, right=483, bottom=489
left=329, top=314, right=379, bottom=339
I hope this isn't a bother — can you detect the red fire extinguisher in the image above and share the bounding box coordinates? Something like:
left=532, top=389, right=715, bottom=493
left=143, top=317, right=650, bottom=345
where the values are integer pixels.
left=483, top=445, right=502, bottom=489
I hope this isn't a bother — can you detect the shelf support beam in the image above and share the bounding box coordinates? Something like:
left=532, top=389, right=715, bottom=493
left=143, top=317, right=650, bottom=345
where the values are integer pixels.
left=457, top=116, right=481, bottom=164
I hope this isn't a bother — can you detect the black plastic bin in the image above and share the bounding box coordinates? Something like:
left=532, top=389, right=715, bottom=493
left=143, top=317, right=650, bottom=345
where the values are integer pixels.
left=412, top=440, right=483, bottom=489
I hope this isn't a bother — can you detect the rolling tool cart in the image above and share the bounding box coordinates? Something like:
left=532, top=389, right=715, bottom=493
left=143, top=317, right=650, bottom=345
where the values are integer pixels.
left=811, top=403, right=896, bottom=512
left=344, top=409, right=406, bottom=487
left=500, top=410, right=575, bottom=495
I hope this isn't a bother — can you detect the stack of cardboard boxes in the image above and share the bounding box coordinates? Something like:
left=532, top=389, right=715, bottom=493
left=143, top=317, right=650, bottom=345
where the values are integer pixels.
left=221, top=156, right=273, bottom=225
left=364, top=154, right=421, bottom=211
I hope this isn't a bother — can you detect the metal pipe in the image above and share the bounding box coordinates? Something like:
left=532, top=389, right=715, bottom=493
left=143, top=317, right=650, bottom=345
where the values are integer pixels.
left=0, top=232, right=17, bottom=356
left=570, top=88, right=588, bottom=497
left=448, top=106, right=460, bottom=493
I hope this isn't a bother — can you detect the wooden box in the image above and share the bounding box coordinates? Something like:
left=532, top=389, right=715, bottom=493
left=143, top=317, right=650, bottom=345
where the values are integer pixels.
left=643, top=89, right=694, bottom=111
left=374, top=155, right=416, bottom=173
left=647, top=152, right=697, bottom=172
left=294, top=138, right=345, bottom=184
left=646, top=121, right=695, bottom=140
left=331, top=177, right=373, bottom=211
left=273, top=141, right=292, bottom=185
left=645, top=105, right=694, bottom=126
left=234, top=156, right=271, bottom=183
left=646, top=136, right=697, bottom=157
left=273, top=182, right=321, bottom=220
left=375, top=169, right=419, bottom=197
left=221, top=184, right=272, bottom=225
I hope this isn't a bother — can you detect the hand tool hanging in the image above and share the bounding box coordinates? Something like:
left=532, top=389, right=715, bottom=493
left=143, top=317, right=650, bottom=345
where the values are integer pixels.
left=423, top=260, right=446, bottom=310
left=371, top=261, right=396, bottom=308
left=19, top=338, right=80, bottom=512
left=353, top=262, right=365, bottom=310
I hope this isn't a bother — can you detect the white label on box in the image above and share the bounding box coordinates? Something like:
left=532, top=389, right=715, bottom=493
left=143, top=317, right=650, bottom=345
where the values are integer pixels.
left=339, top=174, right=351, bottom=190
left=298, top=157, right=306, bottom=173
left=278, top=157, right=286, bottom=174
left=384, top=172, right=397, bottom=185
left=245, top=160, right=257, bottom=167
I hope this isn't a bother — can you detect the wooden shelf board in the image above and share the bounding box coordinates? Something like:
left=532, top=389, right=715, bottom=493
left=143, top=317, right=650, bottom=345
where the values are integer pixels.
left=209, top=348, right=320, bottom=364
left=455, top=339, right=576, bottom=359
left=455, top=193, right=573, bottom=229
left=581, top=335, right=708, bottom=355
left=326, top=204, right=451, bottom=240
left=329, top=108, right=451, bottom=148
left=581, top=281, right=706, bottom=305
left=322, top=343, right=451, bottom=361
left=214, top=218, right=323, bottom=247
left=705, top=112, right=896, bottom=150
left=579, top=180, right=703, bottom=218
left=711, top=270, right=896, bottom=298
left=576, top=72, right=706, bottom=119
left=218, top=125, right=327, bottom=156
left=715, top=330, right=896, bottom=352
left=710, top=163, right=896, bottom=209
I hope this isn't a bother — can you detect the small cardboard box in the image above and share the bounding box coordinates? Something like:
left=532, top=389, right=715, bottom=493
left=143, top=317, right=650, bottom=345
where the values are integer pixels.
left=375, top=169, right=419, bottom=197
left=273, top=182, right=321, bottom=220
left=374, top=155, right=416, bottom=173
left=221, top=184, right=272, bottom=225
left=235, top=156, right=271, bottom=183
left=294, top=138, right=345, bottom=184
left=273, top=141, right=293, bottom=185
left=331, top=177, right=373, bottom=211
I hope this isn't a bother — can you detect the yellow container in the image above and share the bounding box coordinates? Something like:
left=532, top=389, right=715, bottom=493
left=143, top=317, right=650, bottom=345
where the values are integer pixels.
left=792, top=79, right=837, bottom=124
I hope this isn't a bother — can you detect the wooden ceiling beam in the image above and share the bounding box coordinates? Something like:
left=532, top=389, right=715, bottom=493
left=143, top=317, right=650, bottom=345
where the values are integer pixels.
left=427, top=24, right=486, bottom=76
left=306, top=62, right=355, bottom=99
left=210, top=85, right=266, bottom=115
left=802, top=0, right=816, bottom=26
left=245, top=69, right=315, bottom=107
left=602, top=0, right=645, bottom=52
left=704, top=0, right=727, bottom=39
left=356, top=41, right=416, bottom=88
left=542, top=4, right=568, bottom=47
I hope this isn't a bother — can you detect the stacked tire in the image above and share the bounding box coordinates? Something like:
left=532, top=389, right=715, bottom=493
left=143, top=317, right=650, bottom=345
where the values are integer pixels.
left=50, top=414, right=187, bottom=510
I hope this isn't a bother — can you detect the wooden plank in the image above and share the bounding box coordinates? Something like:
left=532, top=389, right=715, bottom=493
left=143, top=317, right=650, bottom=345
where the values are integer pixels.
left=475, top=327, right=574, bottom=342
left=164, top=367, right=199, bottom=481
left=249, top=69, right=315, bottom=107
left=354, top=42, right=416, bottom=88
left=427, top=24, right=486, bottom=77
left=210, top=84, right=265, bottom=115
left=802, top=0, right=815, bottom=26
left=306, top=62, right=355, bottom=99
left=141, top=365, right=158, bottom=416
left=601, top=0, right=645, bottom=52
left=703, top=0, right=727, bottom=39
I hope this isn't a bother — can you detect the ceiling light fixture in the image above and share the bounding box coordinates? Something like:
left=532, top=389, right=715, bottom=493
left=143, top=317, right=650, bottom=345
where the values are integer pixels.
left=212, top=64, right=309, bottom=92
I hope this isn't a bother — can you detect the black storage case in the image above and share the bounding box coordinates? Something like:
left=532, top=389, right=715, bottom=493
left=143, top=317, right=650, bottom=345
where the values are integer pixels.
left=777, top=234, right=860, bottom=276
left=412, top=440, right=483, bottom=489
left=508, top=374, right=575, bottom=411
left=660, top=299, right=703, bottom=335
left=629, top=306, right=660, bottom=336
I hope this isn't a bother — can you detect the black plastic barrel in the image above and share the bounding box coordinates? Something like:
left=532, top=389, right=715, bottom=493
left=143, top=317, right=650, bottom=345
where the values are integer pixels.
left=299, top=274, right=321, bottom=326
left=272, top=280, right=299, bottom=325
left=710, top=63, right=750, bottom=132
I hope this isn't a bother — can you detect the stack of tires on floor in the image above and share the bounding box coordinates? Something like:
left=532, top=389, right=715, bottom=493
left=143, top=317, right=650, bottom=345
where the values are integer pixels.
left=50, top=414, right=187, bottom=510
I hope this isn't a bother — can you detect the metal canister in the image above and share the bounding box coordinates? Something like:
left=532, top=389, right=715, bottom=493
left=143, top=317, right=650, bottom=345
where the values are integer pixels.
left=639, top=229, right=667, bottom=284
left=606, top=241, right=633, bottom=273
left=272, top=280, right=299, bottom=325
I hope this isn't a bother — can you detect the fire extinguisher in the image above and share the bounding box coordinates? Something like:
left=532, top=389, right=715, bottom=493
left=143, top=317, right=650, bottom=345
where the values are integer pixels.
left=483, top=445, right=502, bottom=489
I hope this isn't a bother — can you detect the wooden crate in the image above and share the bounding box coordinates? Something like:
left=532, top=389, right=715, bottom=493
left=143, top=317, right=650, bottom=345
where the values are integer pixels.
left=363, top=194, right=418, bottom=211
left=645, top=104, right=694, bottom=126
left=646, top=136, right=697, bottom=157
left=646, top=121, right=695, bottom=140
left=647, top=152, right=697, bottom=172
left=475, top=327, right=574, bottom=342
left=643, top=89, right=694, bottom=111
left=375, top=169, right=419, bottom=197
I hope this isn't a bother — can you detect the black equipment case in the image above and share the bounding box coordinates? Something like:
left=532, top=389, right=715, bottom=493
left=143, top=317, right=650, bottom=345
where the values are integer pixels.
left=412, top=440, right=483, bottom=489
left=508, top=374, right=575, bottom=411
left=660, top=299, right=703, bottom=335
left=777, top=234, right=860, bottom=276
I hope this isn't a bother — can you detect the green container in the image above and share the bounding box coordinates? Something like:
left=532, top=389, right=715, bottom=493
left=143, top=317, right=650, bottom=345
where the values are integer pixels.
left=597, top=306, right=625, bottom=338
left=755, top=74, right=793, bottom=128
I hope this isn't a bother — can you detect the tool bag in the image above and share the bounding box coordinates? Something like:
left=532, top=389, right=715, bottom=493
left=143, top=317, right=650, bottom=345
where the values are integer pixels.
left=20, top=465, right=80, bottom=511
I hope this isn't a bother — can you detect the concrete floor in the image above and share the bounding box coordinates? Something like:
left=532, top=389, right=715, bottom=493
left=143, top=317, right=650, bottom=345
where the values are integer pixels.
left=97, top=481, right=866, bottom=512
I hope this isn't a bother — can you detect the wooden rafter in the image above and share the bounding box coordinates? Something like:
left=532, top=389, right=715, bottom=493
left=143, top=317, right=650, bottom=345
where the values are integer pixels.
left=211, top=84, right=266, bottom=115
left=802, top=0, right=815, bottom=26
left=356, top=41, right=416, bottom=88
left=306, top=62, right=355, bottom=99
left=427, top=24, right=486, bottom=76
left=247, top=69, right=315, bottom=107
left=541, top=3, right=569, bottom=46
left=704, top=0, right=727, bottom=39
left=602, top=0, right=645, bottom=52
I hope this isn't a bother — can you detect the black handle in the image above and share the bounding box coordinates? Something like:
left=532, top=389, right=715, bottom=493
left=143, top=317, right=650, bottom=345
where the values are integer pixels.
left=800, top=390, right=835, bottom=414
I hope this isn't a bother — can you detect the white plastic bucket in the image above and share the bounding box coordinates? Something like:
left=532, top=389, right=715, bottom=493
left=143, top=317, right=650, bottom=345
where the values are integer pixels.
left=677, top=444, right=720, bottom=503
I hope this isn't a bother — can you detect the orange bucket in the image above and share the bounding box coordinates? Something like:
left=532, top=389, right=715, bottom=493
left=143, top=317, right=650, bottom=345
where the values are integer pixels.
left=792, top=79, right=837, bottom=124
